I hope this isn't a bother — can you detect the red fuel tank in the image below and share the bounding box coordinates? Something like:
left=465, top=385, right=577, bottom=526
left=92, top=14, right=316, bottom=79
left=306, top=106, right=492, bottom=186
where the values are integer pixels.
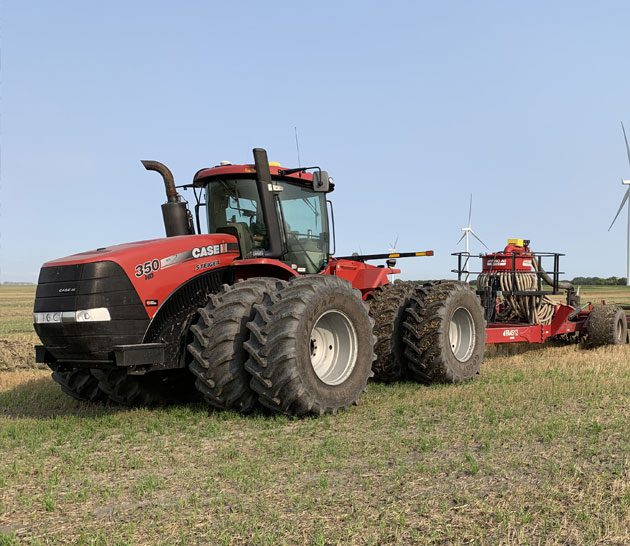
left=482, top=239, right=534, bottom=272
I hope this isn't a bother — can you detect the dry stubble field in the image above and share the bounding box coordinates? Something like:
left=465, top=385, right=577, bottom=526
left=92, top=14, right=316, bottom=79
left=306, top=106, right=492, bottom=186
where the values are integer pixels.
left=0, top=285, right=628, bottom=545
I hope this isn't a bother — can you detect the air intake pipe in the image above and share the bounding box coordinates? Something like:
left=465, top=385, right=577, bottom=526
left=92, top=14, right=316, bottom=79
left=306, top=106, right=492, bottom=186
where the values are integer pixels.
left=141, top=160, right=193, bottom=237
left=252, top=148, right=284, bottom=258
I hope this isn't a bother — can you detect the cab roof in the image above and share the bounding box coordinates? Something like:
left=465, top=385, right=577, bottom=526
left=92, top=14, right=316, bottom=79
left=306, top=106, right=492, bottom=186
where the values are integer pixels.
left=193, top=163, right=314, bottom=186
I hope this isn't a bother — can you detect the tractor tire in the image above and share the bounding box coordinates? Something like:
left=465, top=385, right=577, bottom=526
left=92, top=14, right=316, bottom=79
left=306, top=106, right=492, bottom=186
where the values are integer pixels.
left=187, top=278, right=287, bottom=413
left=244, top=275, right=375, bottom=417
left=368, top=281, right=416, bottom=382
left=403, top=281, right=486, bottom=384
left=91, top=368, right=196, bottom=406
left=585, top=305, right=628, bottom=347
left=50, top=368, right=106, bottom=403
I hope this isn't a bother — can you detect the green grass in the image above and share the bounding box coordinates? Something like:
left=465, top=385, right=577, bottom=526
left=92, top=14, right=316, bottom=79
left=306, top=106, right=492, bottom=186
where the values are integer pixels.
left=0, top=285, right=628, bottom=544
left=578, top=285, right=630, bottom=305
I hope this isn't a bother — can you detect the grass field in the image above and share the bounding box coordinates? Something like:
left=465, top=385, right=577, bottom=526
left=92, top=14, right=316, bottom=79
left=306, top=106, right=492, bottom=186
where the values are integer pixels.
left=0, top=285, right=628, bottom=544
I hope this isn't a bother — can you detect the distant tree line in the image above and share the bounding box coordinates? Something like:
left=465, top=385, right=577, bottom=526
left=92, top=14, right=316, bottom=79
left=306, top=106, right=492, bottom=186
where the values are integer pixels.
left=570, top=276, right=628, bottom=286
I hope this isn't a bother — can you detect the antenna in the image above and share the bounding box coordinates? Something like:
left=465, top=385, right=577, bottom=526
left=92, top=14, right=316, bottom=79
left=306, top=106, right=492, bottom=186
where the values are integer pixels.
left=456, top=193, right=489, bottom=281
left=608, top=122, right=630, bottom=286
left=294, top=126, right=302, bottom=168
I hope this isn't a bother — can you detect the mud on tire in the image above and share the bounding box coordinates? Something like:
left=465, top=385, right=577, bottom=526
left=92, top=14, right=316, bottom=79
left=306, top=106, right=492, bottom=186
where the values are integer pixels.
left=244, top=275, right=375, bottom=417
left=403, top=281, right=486, bottom=383
left=187, top=278, right=287, bottom=413
left=50, top=368, right=106, bottom=403
left=368, top=281, right=416, bottom=382
left=585, top=304, right=628, bottom=347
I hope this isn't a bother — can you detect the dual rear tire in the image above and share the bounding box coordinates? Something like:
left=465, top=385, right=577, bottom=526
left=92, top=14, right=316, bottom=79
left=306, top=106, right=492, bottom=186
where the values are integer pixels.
left=369, top=281, right=486, bottom=385
left=402, top=281, right=486, bottom=383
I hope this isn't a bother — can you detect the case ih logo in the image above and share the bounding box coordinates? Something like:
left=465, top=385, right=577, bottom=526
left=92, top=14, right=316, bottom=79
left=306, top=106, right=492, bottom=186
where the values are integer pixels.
left=192, top=243, right=229, bottom=259
left=58, top=287, right=76, bottom=293
left=502, top=329, right=519, bottom=338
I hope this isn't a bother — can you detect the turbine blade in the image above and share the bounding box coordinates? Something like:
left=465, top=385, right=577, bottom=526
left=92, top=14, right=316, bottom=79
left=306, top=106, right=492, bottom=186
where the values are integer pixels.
left=608, top=187, right=630, bottom=231
left=468, top=194, right=473, bottom=227
left=623, top=122, right=630, bottom=168
left=457, top=233, right=466, bottom=244
left=470, top=230, right=490, bottom=250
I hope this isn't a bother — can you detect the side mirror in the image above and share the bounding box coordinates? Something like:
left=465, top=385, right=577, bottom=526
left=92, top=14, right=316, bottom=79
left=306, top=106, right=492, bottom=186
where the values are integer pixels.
left=313, top=170, right=331, bottom=192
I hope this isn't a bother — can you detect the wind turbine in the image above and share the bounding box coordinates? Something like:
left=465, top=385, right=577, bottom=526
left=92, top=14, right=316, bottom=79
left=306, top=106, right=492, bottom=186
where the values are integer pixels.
left=457, top=194, right=489, bottom=279
left=608, top=122, right=630, bottom=286
left=388, top=234, right=399, bottom=280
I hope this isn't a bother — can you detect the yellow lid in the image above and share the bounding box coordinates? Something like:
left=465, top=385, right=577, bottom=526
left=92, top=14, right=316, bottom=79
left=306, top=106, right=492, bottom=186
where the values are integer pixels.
left=508, top=238, right=525, bottom=247
left=269, top=161, right=282, bottom=167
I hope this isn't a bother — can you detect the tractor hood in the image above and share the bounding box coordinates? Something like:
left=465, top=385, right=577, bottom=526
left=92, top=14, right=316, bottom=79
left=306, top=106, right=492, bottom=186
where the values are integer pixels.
left=43, top=234, right=240, bottom=270
left=39, top=234, right=241, bottom=319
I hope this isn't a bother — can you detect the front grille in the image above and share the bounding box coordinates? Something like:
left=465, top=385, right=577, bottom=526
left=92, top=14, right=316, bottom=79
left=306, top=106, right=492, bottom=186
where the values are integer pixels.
left=34, top=261, right=149, bottom=362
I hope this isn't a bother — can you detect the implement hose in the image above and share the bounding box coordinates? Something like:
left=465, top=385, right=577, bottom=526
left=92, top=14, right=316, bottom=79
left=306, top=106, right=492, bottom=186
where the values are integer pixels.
left=477, top=270, right=558, bottom=325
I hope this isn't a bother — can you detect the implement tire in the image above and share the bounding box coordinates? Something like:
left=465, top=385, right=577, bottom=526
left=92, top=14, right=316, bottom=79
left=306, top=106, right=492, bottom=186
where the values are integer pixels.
left=91, top=368, right=195, bottom=406
left=187, top=278, right=287, bottom=413
left=244, top=276, right=375, bottom=417
left=368, top=281, right=415, bottom=382
left=586, top=305, right=628, bottom=347
left=51, top=368, right=106, bottom=403
left=403, top=281, right=486, bottom=383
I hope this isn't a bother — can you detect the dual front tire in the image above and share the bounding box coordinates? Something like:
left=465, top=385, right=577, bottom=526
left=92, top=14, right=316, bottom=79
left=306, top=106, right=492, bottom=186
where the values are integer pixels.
left=188, top=276, right=375, bottom=417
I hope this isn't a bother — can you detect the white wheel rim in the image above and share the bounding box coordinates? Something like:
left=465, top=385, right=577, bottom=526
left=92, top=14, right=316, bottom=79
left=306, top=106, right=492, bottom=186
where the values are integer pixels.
left=615, top=317, right=624, bottom=341
left=309, top=310, right=358, bottom=386
left=449, top=307, right=476, bottom=362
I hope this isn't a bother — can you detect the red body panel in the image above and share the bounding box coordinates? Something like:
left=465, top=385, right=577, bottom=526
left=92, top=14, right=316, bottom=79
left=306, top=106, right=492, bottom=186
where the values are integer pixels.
left=322, top=259, right=400, bottom=298
left=42, top=235, right=397, bottom=317
left=485, top=304, right=587, bottom=344
left=43, top=234, right=240, bottom=319
left=232, top=258, right=299, bottom=281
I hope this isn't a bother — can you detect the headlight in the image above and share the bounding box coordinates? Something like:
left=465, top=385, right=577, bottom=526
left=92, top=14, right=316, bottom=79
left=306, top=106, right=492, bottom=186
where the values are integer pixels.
left=75, top=308, right=111, bottom=322
left=33, top=312, right=62, bottom=324
left=34, top=308, right=111, bottom=324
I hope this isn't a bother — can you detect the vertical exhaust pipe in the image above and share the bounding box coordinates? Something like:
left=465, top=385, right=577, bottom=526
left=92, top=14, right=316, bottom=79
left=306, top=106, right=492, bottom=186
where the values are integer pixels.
left=253, top=148, right=284, bottom=258
left=141, top=160, right=192, bottom=237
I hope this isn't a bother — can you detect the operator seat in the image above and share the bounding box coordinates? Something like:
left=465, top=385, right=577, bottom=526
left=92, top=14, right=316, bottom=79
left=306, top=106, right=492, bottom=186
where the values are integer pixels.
left=217, top=222, right=254, bottom=258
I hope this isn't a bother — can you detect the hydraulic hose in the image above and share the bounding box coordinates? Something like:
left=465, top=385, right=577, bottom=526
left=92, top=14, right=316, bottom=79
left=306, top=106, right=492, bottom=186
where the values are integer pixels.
left=532, top=260, right=574, bottom=291
left=477, top=271, right=557, bottom=325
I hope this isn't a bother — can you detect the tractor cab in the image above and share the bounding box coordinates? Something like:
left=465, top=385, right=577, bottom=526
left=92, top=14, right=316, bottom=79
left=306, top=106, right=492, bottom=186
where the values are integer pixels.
left=190, top=149, right=334, bottom=274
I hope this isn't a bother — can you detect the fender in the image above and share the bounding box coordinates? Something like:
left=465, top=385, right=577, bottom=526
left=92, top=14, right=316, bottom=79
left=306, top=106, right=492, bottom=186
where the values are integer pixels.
left=232, top=258, right=299, bottom=281
left=322, top=258, right=398, bottom=297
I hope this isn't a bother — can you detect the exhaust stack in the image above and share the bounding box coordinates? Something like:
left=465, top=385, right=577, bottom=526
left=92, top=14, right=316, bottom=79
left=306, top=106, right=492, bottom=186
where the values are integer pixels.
left=141, top=160, right=192, bottom=237
left=252, top=148, right=284, bottom=258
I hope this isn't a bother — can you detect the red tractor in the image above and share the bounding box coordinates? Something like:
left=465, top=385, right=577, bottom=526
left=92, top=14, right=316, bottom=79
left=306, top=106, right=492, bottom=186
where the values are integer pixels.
left=34, top=148, right=486, bottom=415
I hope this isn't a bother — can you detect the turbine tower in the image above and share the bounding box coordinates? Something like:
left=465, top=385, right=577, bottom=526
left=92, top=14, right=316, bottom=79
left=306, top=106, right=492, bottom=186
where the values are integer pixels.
left=608, top=122, right=630, bottom=287
left=457, top=194, right=489, bottom=279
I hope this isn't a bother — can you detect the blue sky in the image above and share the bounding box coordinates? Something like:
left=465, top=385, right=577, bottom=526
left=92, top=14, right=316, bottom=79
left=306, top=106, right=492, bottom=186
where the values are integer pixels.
left=2, top=1, right=630, bottom=282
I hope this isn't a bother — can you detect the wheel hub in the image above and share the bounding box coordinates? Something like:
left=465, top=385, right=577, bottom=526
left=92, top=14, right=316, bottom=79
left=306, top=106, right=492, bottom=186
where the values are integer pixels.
left=449, top=307, right=476, bottom=362
left=309, top=310, right=358, bottom=385
left=616, top=316, right=624, bottom=342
